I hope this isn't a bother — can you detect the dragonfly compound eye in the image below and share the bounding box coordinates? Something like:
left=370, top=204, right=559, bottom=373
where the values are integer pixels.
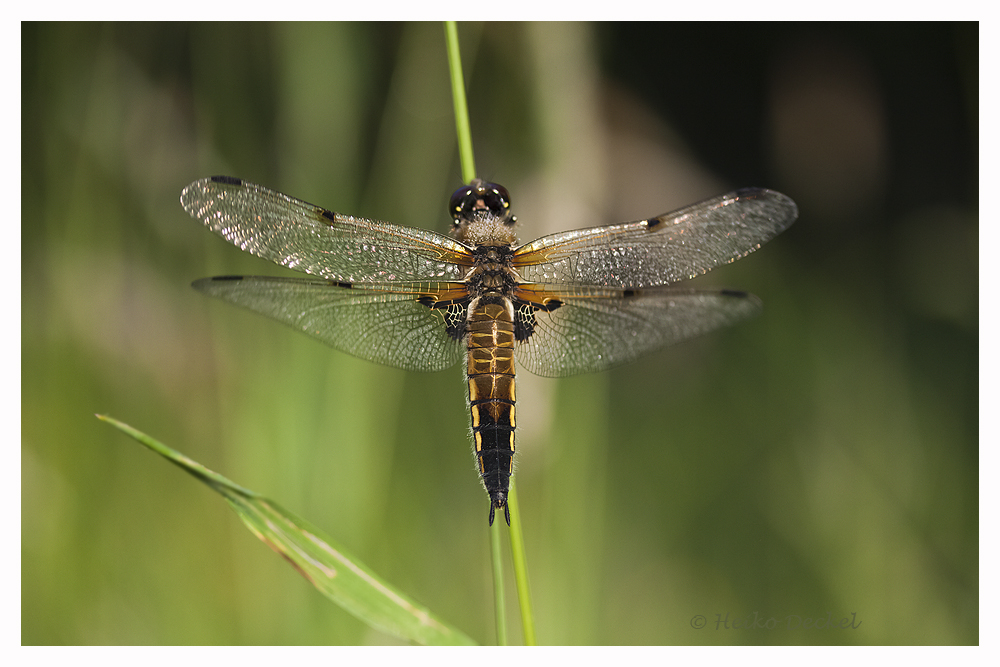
left=449, top=185, right=474, bottom=223
left=449, top=180, right=513, bottom=223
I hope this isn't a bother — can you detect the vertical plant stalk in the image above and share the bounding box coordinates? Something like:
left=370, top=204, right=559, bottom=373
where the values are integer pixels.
left=444, top=20, right=536, bottom=646
left=506, top=477, right=536, bottom=645
left=445, top=21, right=477, bottom=184
left=490, top=520, right=508, bottom=645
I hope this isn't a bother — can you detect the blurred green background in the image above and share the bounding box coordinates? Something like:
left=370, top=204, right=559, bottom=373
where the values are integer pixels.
left=22, top=22, right=977, bottom=645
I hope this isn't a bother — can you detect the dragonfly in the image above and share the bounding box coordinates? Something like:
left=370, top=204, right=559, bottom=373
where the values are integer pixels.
left=181, top=176, right=797, bottom=525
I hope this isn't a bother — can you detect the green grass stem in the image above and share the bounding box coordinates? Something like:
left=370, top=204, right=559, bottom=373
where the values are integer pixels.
left=445, top=21, right=477, bottom=184
left=507, top=477, right=536, bottom=645
left=444, top=20, right=536, bottom=645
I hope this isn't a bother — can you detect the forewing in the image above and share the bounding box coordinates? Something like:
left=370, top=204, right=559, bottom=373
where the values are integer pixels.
left=513, top=188, right=797, bottom=288
left=181, top=177, right=474, bottom=283
left=194, top=276, right=466, bottom=372
left=515, top=287, right=762, bottom=377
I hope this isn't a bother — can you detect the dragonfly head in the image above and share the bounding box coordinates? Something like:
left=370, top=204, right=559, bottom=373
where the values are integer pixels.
left=450, top=179, right=518, bottom=245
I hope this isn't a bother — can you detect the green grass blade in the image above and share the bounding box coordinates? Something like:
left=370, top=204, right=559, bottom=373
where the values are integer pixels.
left=97, top=414, right=476, bottom=646
left=444, top=21, right=476, bottom=183
left=506, top=479, right=537, bottom=645
left=489, top=521, right=508, bottom=645
left=444, top=19, right=511, bottom=645
left=444, top=21, right=537, bottom=645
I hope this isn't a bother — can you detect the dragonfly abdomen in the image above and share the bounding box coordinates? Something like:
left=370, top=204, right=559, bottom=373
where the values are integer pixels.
left=466, top=298, right=517, bottom=526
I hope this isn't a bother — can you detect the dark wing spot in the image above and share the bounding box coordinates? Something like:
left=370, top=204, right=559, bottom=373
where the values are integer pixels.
left=208, top=275, right=245, bottom=282
left=443, top=302, right=469, bottom=341
left=210, top=175, right=243, bottom=185
left=644, top=218, right=666, bottom=232
left=334, top=281, right=353, bottom=289
left=320, top=209, right=337, bottom=223
left=622, top=289, right=636, bottom=298
left=733, top=187, right=764, bottom=200
left=719, top=289, right=749, bottom=298
left=514, top=303, right=537, bottom=341
left=418, top=297, right=469, bottom=341
left=515, top=299, right=563, bottom=341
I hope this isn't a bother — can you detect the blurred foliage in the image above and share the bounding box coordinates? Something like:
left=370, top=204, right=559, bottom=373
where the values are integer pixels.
left=22, top=22, right=977, bottom=645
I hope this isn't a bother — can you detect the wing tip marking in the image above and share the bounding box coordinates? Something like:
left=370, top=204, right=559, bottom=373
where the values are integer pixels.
left=210, top=175, right=243, bottom=186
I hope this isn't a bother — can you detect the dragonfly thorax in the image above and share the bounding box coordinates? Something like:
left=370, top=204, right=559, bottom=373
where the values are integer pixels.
left=466, top=245, right=520, bottom=295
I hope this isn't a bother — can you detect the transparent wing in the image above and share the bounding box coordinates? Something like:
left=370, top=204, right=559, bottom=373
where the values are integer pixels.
left=194, top=276, right=466, bottom=372
left=513, top=188, right=797, bottom=288
left=515, top=287, right=762, bottom=377
left=181, top=176, right=474, bottom=283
